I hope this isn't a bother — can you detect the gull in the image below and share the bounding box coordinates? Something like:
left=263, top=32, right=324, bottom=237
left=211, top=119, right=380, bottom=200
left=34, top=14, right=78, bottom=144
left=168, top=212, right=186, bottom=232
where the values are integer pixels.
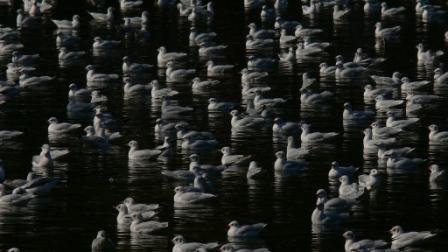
left=390, top=225, right=435, bottom=250
left=338, top=175, right=365, bottom=201
left=173, top=186, right=217, bottom=204
left=227, top=220, right=267, bottom=239
left=358, top=169, right=381, bottom=190
left=91, top=230, right=115, bottom=251
left=130, top=213, right=168, bottom=233
left=172, top=235, right=219, bottom=252
left=343, top=230, right=388, bottom=252
left=221, top=146, right=251, bottom=166
left=274, top=151, right=307, bottom=173
left=328, top=161, right=358, bottom=178
left=47, top=117, right=81, bottom=134
left=128, top=140, right=161, bottom=160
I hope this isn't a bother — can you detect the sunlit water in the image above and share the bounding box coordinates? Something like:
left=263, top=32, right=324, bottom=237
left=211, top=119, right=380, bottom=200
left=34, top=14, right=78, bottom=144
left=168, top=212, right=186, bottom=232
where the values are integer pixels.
left=1, top=0, right=448, bottom=251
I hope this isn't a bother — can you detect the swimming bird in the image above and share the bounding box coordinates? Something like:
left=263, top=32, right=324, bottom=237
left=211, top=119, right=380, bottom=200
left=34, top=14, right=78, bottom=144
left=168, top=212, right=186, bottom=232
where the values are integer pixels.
left=19, top=71, right=54, bottom=88
left=119, top=0, right=143, bottom=12
left=166, top=62, right=196, bottom=82
left=52, top=15, right=80, bottom=30
left=150, top=80, right=178, bottom=98
left=364, top=0, right=380, bottom=15
left=47, top=117, right=81, bottom=134
left=246, top=161, right=264, bottom=179
left=254, top=91, right=286, bottom=110
left=363, top=85, right=393, bottom=102
left=56, top=32, right=80, bottom=49
left=429, top=164, right=446, bottom=183
left=172, top=235, right=219, bottom=252
left=161, top=167, right=198, bottom=181
left=386, top=153, right=426, bottom=172
left=242, top=82, right=271, bottom=99
left=181, top=135, right=218, bottom=151
left=157, top=46, right=187, bottom=68
left=88, top=7, right=115, bottom=23
left=371, top=121, right=402, bottom=139
left=390, top=225, right=435, bottom=250
left=31, top=144, right=54, bottom=168
left=219, top=244, right=270, bottom=252
left=230, top=110, right=265, bottom=130
left=279, top=47, right=295, bottom=62
left=416, top=43, right=444, bottom=65
left=208, top=98, right=237, bottom=113
left=0, top=130, right=23, bottom=140
left=274, top=151, right=307, bottom=172
left=328, top=161, right=358, bottom=178
left=358, top=169, right=381, bottom=190
left=19, top=172, right=58, bottom=195
left=188, top=154, right=225, bottom=175
left=279, top=29, right=296, bottom=47
left=122, top=56, right=153, bottom=76
left=0, top=186, right=35, bottom=206
left=93, top=37, right=121, bottom=50
left=241, top=68, right=269, bottom=84
left=377, top=147, right=415, bottom=160
left=300, top=123, right=339, bottom=143
left=363, top=128, right=397, bottom=150
left=311, top=202, right=347, bottom=225
left=375, top=22, right=401, bottom=40
left=198, top=42, right=228, bottom=58
left=333, top=4, right=351, bottom=21
left=300, top=88, right=334, bottom=107
left=86, top=65, right=119, bottom=83
left=335, top=62, right=366, bottom=79
left=11, top=51, right=39, bottom=66
left=343, top=230, right=388, bottom=252
left=380, top=2, right=405, bottom=19
left=315, top=189, right=350, bottom=213
left=406, top=92, right=443, bottom=104
left=191, top=77, right=221, bottom=91
left=385, top=111, right=419, bottom=129
left=227, top=220, right=266, bottom=239
left=248, top=23, right=275, bottom=39
left=272, top=118, right=300, bottom=136
left=375, top=95, right=403, bottom=111
left=58, top=47, right=85, bottom=66
left=319, top=63, right=336, bottom=78
left=338, top=175, right=365, bottom=200
left=400, top=77, right=431, bottom=91
left=162, top=96, right=194, bottom=116
left=130, top=213, right=168, bottom=233
left=428, top=124, right=448, bottom=144
left=173, top=186, right=216, bottom=204
left=123, top=80, right=151, bottom=94
left=343, top=102, right=374, bottom=121
left=123, top=197, right=159, bottom=213
left=286, top=136, right=310, bottom=160
left=248, top=56, right=277, bottom=72
left=91, top=230, right=115, bottom=252
left=128, top=140, right=161, bottom=160
left=433, top=68, right=448, bottom=86
left=221, top=146, right=251, bottom=166
left=206, top=60, right=234, bottom=77
left=371, top=72, right=402, bottom=86
left=245, top=35, right=274, bottom=51
left=115, top=203, right=156, bottom=225
left=294, top=24, right=322, bottom=39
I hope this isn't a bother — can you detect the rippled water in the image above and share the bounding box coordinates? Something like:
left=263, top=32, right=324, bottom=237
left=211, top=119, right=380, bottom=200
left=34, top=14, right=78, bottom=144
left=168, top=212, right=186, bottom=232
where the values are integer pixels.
left=1, top=0, right=448, bottom=251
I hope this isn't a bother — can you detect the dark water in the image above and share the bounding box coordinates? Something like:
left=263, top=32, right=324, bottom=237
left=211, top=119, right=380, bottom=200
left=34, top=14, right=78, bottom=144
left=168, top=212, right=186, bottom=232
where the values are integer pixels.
left=1, top=0, right=448, bottom=251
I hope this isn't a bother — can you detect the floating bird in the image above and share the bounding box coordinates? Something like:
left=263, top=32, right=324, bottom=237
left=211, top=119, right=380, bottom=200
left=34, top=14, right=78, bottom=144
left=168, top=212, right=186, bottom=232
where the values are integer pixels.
left=390, top=226, right=435, bottom=250
left=227, top=220, right=266, bottom=239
